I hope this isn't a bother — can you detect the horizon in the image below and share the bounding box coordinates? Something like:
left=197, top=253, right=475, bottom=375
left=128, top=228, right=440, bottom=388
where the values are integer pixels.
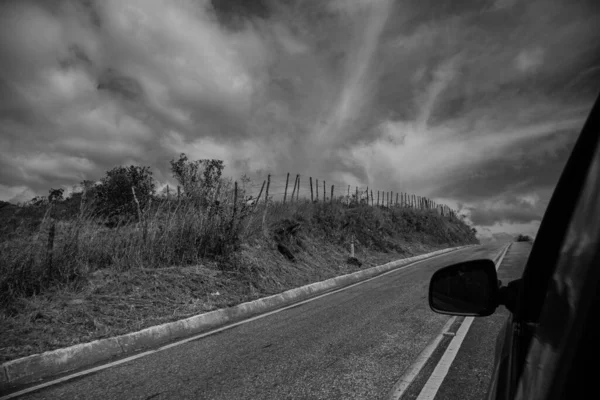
left=1, top=0, right=598, bottom=243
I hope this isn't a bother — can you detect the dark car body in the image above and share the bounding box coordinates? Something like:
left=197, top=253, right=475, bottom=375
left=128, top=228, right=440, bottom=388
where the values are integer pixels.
left=429, top=92, right=600, bottom=400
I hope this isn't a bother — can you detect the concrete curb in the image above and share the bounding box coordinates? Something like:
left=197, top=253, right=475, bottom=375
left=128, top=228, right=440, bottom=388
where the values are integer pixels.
left=0, top=244, right=474, bottom=391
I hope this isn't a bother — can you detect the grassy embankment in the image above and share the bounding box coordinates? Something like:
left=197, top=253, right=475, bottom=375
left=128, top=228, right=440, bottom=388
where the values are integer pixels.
left=0, top=195, right=477, bottom=362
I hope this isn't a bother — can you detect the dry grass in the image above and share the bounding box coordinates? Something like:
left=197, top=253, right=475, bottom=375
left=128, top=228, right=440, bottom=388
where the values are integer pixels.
left=0, top=195, right=477, bottom=362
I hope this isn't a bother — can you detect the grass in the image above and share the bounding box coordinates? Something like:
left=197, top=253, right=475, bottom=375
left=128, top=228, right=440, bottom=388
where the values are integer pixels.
left=0, top=195, right=477, bottom=363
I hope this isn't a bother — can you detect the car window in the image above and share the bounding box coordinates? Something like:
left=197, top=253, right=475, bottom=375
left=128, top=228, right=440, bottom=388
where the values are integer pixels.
left=518, top=96, right=600, bottom=325
left=514, top=95, right=600, bottom=400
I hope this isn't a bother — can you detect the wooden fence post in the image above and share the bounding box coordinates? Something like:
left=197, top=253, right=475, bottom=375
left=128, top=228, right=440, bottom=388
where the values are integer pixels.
left=264, top=175, right=271, bottom=205
left=291, top=174, right=298, bottom=202
left=283, top=173, right=290, bottom=203
left=231, top=181, right=238, bottom=230
left=331, top=185, right=334, bottom=204
left=253, top=180, right=266, bottom=211
left=177, top=185, right=181, bottom=200
left=46, top=221, right=56, bottom=273
left=396, top=192, right=399, bottom=206
left=316, top=179, right=319, bottom=201
left=355, top=187, right=359, bottom=203
left=296, top=175, right=300, bottom=202
left=377, top=191, right=380, bottom=206
left=371, top=190, right=374, bottom=206
left=323, top=181, right=326, bottom=202
left=347, top=185, right=351, bottom=205
left=310, top=177, right=314, bottom=202
left=166, top=185, right=170, bottom=200
left=262, top=175, right=271, bottom=231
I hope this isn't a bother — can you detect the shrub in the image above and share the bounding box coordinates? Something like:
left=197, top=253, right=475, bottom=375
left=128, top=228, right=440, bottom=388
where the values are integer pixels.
left=170, top=153, right=224, bottom=203
left=95, top=165, right=156, bottom=221
left=516, top=234, right=533, bottom=242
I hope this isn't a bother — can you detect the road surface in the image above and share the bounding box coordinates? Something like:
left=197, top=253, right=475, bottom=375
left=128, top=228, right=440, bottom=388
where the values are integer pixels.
left=8, top=242, right=530, bottom=400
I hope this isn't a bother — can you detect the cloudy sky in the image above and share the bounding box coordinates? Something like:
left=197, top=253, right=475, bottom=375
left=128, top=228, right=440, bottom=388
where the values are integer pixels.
left=0, top=0, right=598, bottom=241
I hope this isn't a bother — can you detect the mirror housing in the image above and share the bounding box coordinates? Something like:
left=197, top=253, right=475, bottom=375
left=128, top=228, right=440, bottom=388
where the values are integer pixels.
left=429, top=259, right=499, bottom=317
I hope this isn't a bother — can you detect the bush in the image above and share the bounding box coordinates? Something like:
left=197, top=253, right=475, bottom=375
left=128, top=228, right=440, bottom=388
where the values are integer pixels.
left=516, top=234, right=533, bottom=242
left=170, top=153, right=224, bottom=203
left=95, top=165, right=156, bottom=221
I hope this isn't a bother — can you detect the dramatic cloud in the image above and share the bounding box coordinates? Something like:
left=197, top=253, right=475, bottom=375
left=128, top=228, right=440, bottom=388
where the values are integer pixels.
left=0, top=0, right=599, bottom=238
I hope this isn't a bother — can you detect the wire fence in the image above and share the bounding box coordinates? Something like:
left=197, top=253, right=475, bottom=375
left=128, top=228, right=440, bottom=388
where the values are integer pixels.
left=162, top=173, right=459, bottom=219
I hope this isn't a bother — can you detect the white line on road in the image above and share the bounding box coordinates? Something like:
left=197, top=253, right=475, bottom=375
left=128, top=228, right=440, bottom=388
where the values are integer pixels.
left=388, top=243, right=510, bottom=400
left=414, top=244, right=510, bottom=400
left=1, top=247, right=469, bottom=400
left=387, top=316, right=457, bottom=399
left=416, top=317, right=474, bottom=400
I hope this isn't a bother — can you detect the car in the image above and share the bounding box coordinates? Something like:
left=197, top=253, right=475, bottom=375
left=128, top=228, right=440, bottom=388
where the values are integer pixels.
left=428, top=91, right=600, bottom=400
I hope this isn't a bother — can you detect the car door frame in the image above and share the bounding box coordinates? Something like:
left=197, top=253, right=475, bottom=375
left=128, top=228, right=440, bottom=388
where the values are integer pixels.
left=496, top=93, right=600, bottom=397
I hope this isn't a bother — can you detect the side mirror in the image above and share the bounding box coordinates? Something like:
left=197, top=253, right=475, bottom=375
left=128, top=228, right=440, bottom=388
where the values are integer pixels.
left=429, top=259, right=499, bottom=317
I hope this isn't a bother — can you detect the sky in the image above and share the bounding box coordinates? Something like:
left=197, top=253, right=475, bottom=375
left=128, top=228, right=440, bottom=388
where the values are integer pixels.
left=0, top=0, right=599, bottom=242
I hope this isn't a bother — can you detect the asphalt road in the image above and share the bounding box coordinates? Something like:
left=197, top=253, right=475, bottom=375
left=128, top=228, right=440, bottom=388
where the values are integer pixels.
left=14, top=243, right=524, bottom=400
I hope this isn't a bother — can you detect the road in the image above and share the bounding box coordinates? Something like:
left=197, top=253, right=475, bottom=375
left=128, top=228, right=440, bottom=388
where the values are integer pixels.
left=9, top=243, right=530, bottom=400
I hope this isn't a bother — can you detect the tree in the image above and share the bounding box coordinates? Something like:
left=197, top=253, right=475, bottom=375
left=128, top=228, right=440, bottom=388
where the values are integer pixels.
left=48, top=188, right=64, bottom=203
left=516, top=234, right=533, bottom=242
left=170, top=153, right=224, bottom=199
left=95, top=165, right=155, bottom=220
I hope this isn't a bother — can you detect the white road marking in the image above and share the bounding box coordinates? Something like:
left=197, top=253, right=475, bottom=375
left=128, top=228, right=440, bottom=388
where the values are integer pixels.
left=414, top=244, right=510, bottom=400
left=387, top=316, right=457, bottom=400
left=1, top=247, right=468, bottom=400
left=387, top=243, right=510, bottom=400
left=416, top=317, right=474, bottom=400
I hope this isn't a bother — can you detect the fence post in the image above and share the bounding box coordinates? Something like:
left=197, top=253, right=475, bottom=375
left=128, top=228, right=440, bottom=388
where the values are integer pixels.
left=264, top=175, right=271, bottom=205
left=316, top=179, right=319, bottom=201
left=46, top=221, right=56, bottom=273
left=323, top=181, right=326, bottom=202
left=177, top=185, right=181, bottom=200
left=132, top=187, right=142, bottom=223
left=231, top=181, right=238, bottom=231
left=262, top=175, right=271, bottom=231
left=283, top=173, right=290, bottom=203
left=291, top=174, right=298, bottom=202
left=347, top=185, right=350, bottom=205
left=253, top=180, right=266, bottom=211
left=371, top=190, right=374, bottom=206
left=331, top=185, right=334, bottom=204
left=385, top=192, right=388, bottom=208
left=396, top=192, right=399, bottom=206
left=377, top=191, right=380, bottom=206
left=166, top=185, right=170, bottom=200
left=310, top=177, right=314, bottom=202
left=296, top=175, right=300, bottom=202
left=355, top=187, right=358, bottom=204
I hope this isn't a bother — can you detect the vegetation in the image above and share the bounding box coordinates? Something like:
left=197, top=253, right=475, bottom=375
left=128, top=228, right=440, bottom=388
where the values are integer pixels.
left=0, top=154, right=478, bottom=362
left=515, top=234, right=533, bottom=242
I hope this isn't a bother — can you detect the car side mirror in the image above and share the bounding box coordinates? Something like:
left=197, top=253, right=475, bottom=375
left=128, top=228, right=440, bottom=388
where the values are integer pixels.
left=429, top=259, right=499, bottom=317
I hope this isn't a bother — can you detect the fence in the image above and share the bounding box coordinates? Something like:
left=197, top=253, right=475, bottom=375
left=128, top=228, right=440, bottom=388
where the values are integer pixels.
left=164, top=173, right=459, bottom=218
